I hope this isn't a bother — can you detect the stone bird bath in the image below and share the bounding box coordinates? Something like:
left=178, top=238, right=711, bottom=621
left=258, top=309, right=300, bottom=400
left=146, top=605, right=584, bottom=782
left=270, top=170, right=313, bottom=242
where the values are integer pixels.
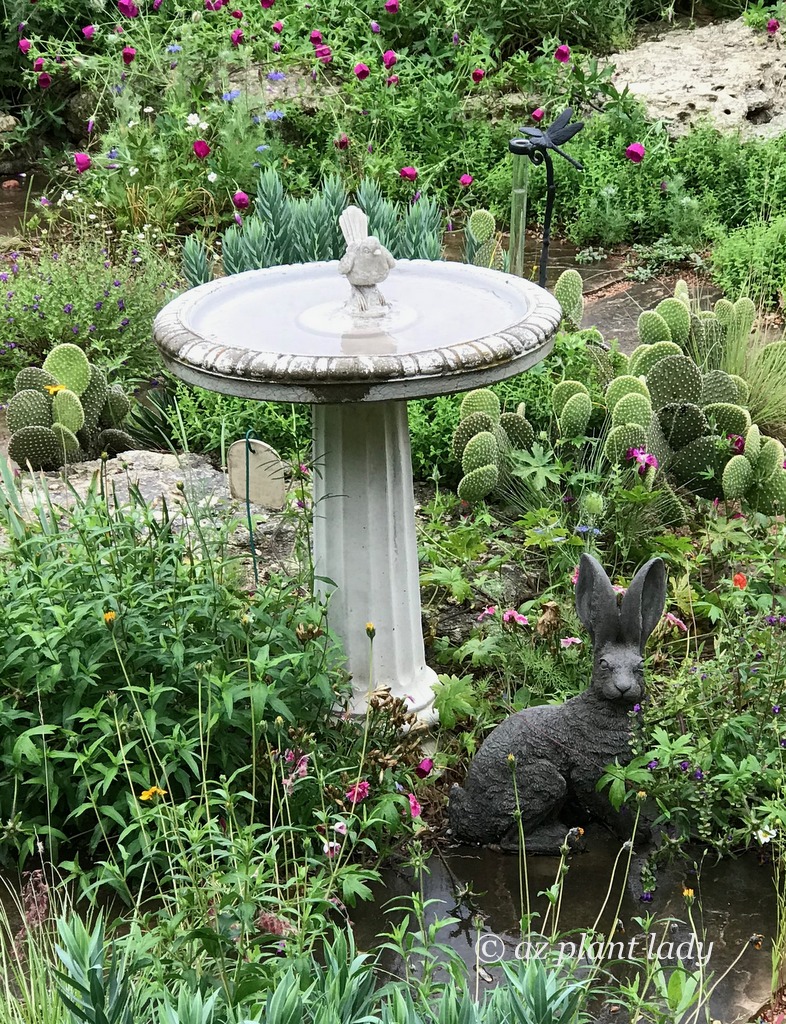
left=153, top=208, right=561, bottom=720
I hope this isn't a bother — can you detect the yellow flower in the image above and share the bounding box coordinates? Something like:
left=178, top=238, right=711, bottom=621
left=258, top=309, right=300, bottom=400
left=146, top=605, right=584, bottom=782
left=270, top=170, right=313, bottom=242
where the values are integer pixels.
left=365, top=622, right=376, bottom=639
left=103, top=610, right=117, bottom=625
left=44, top=384, right=66, bottom=395
left=140, top=785, right=167, bottom=801
left=636, top=790, right=648, bottom=801
left=507, top=753, right=515, bottom=763
left=682, top=886, right=695, bottom=903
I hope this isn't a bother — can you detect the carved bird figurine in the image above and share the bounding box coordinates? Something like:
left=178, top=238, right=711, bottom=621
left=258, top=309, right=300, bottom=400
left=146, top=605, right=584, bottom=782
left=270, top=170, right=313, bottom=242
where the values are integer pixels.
left=338, top=207, right=395, bottom=311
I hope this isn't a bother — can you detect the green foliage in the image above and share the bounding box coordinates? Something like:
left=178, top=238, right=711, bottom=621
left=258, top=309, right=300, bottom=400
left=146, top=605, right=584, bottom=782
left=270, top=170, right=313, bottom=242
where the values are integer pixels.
left=710, top=216, right=786, bottom=308
left=553, top=269, right=584, bottom=332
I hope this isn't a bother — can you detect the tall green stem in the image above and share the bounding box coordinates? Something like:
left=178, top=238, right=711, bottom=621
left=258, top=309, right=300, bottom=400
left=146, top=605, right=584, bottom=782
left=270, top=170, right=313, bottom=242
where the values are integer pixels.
left=509, top=156, right=529, bottom=279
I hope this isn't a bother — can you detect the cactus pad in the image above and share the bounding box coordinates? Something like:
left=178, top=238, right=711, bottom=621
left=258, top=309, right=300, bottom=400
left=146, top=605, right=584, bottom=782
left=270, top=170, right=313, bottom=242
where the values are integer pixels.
left=462, top=431, right=498, bottom=475
left=657, top=403, right=708, bottom=450
left=605, top=375, right=650, bottom=413
left=559, top=392, right=593, bottom=437
left=713, top=298, right=734, bottom=328
left=733, top=296, right=756, bottom=341
left=100, top=384, right=132, bottom=429
left=628, top=341, right=683, bottom=378
left=603, top=423, right=648, bottom=465
left=612, top=392, right=652, bottom=429
left=702, top=403, right=751, bottom=439
left=637, top=310, right=672, bottom=346
left=722, top=454, right=753, bottom=501
left=52, top=389, right=86, bottom=433
left=655, top=298, right=691, bottom=346
left=499, top=412, right=534, bottom=450
left=457, top=464, right=498, bottom=503
left=14, top=366, right=58, bottom=394
left=96, top=428, right=136, bottom=456
left=757, top=436, right=785, bottom=479
left=460, top=389, right=500, bottom=423
left=80, top=365, right=109, bottom=428
left=669, top=435, right=726, bottom=498
left=7, top=390, right=52, bottom=432
left=42, top=344, right=90, bottom=396
left=646, top=355, right=703, bottom=408
left=452, top=411, right=495, bottom=461
left=750, top=469, right=786, bottom=514
left=554, top=269, right=584, bottom=331
left=552, top=380, right=589, bottom=418
left=701, top=370, right=738, bottom=407
left=729, top=374, right=750, bottom=405
left=743, top=424, right=761, bottom=465
left=52, top=423, right=81, bottom=458
left=674, top=279, right=691, bottom=307
left=468, top=209, right=495, bottom=244
left=8, top=425, right=61, bottom=471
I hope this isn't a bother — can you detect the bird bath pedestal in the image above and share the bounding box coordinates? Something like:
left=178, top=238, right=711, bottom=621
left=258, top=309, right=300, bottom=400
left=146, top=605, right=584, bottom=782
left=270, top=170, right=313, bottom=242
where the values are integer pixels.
left=153, top=254, right=560, bottom=720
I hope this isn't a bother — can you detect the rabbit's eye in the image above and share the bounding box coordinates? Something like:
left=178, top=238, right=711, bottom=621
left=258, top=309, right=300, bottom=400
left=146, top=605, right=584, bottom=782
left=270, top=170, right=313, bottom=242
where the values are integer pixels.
left=599, top=658, right=610, bottom=670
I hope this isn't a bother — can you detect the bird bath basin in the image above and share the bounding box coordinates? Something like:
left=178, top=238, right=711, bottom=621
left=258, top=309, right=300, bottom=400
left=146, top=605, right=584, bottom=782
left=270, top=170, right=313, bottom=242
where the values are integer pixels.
left=153, top=225, right=561, bottom=719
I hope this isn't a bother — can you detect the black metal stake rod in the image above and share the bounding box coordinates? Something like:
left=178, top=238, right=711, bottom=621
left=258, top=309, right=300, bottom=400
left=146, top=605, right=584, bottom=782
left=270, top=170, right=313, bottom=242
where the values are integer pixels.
left=509, top=108, right=585, bottom=289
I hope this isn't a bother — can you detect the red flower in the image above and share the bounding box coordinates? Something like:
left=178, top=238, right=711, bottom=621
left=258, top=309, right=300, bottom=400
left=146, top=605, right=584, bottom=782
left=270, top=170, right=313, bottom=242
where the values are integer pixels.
left=122, top=46, right=136, bottom=64
left=231, top=8, right=243, bottom=17
left=384, top=0, right=399, bottom=11
left=260, top=0, right=275, bottom=6
left=382, top=49, right=397, bottom=68
left=117, top=0, right=140, bottom=16
left=334, top=133, right=349, bottom=149
left=554, top=44, right=570, bottom=63
left=314, top=44, right=332, bottom=63
left=415, top=757, right=434, bottom=779
left=74, top=152, right=91, bottom=173
left=230, top=27, right=244, bottom=45
left=625, top=142, right=645, bottom=163
left=193, top=139, right=210, bottom=159
left=732, top=572, right=747, bottom=589
left=767, top=17, right=779, bottom=33
left=346, top=780, right=370, bottom=804
left=471, top=67, right=485, bottom=83
left=38, top=71, right=52, bottom=88
left=399, top=165, right=417, bottom=181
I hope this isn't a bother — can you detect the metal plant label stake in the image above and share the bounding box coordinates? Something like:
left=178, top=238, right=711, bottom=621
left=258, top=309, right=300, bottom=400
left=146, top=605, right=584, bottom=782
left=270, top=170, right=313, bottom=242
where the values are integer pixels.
left=509, top=108, right=585, bottom=288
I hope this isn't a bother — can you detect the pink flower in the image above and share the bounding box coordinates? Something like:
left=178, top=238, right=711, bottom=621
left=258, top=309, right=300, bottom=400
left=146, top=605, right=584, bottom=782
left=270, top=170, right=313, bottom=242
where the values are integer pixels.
left=459, top=173, right=473, bottom=187
left=335, top=133, right=350, bottom=149
left=664, top=611, right=688, bottom=632
left=310, top=29, right=322, bottom=43
left=272, top=40, right=281, bottom=51
left=117, top=0, right=139, bottom=16
left=233, top=190, right=250, bottom=209
left=73, top=152, right=91, bottom=173
left=502, top=609, right=529, bottom=626
left=231, top=27, right=244, bottom=45
left=122, top=46, right=136, bottom=64
left=384, top=0, right=399, bottom=11
left=333, top=821, right=348, bottom=835
left=477, top=605, right=496, bottom=621
left=82, top=24, right=95, bottom=38
left=767, top=17, right=779, bottom=33
left=153, top=0, right=162, bottom=10
left=315, top=44, right=332, bottom=63
left=231, top=8, right=243, bottom=16
left=193, top=139, right=210, bottom=159
left=272, top=19, right=282, bottom=31
left=399, top=165, right=417, bottom=181
left=571, top=566, right=580, bottom=585
left=386, top=74, right=399, bottom=86
left=560, top=636, right=582, bottom=648
left=382, top=49, right=397, bottom=68
left=408, top=793, right=422, bottom=818
left=727, top=433, right=745, bottom=454
left=19, top=38, right=31, bottom=54
left=323, top=840, right=341, bottom=857
left=284, top=748, right=295, bottom=763
left=295, top=755, right=309, bottom=778
left=625, top=142, right=645, bottom=164
left=260, top=0, right=275, bottom=6
left=554, top=44, right=571, bottom=63
left=353, top=62, right=370, bottom=79
left=346, top=780, right=370, bottom=804
left=612, top=584, right=627, bottom=595
left=38, top=72, right=52, bottom=88
left=415, top=757, right=434, bottom=779
left=33, top=57, right=44, bottom=71
left=234, top=213, right=243, bottom=226
left=626, top=447, right=657, bottom=476
left=532, top=107, right=544, bottom=121
left=471, top=67, right=485, bottom=83
left=370, top=20, right=380, bottom=32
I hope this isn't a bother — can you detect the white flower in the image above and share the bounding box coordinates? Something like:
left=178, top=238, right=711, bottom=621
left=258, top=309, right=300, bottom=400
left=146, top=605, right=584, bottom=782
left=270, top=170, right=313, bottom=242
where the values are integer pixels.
left=129, top=166, right=139, bottom=176
left=198, top=121, right=208, bottom=131
left=143, top=106, right=154, bottom=113
left=88, top=213, right=97, bottom=220
left=207, top=171, right=217, bottom=183
left=756, top=826, right=777, bottom=844
left=186, top=113, right=200, bottom=126
left=127, top=120, right=137, bottom=128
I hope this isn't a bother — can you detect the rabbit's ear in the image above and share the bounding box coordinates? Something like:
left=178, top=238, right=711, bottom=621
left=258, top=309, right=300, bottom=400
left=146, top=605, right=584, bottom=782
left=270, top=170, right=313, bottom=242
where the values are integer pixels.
left=619, top=558, right=667, bottom=652
left=575, top=553, right=619, bottom=642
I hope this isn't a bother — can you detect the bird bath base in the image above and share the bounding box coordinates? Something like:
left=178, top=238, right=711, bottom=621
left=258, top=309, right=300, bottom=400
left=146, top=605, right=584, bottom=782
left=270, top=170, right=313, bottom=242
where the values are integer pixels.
left=312, top=401, right=439, bottom=721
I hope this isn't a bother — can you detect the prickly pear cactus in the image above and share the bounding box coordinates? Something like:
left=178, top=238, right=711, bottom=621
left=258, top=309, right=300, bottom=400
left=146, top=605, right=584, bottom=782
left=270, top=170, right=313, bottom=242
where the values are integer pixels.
left=552, top=380, right=589, bottom=419
left=553, top=269, right=583, bottom=331
left=628, top=341, right=682, bottom=378
left=637, top=310, right=672, bottom=346
left=559, top=392, right=593, bottom=437
left=451, top=388, right=534, bottom=503
left=654, top=298, right=691, bottom=347
left=605, top=375, right=650, bottom=413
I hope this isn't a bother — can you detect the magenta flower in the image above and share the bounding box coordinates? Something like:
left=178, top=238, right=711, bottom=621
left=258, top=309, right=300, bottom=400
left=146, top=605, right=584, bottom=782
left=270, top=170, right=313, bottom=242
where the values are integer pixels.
left=193, top=139, right=210, bottom=159
left=323, top=840, right=341, bottom=857
left=153, top=0, right=162, bottom=10
left=502, top=609, right=528, bottom=625
left=122, top=46, right=136, bottom=64
left=315, top=44, right=332, bottom=63
left=310, top=29, right=322, bottom=43
left=260, top=0, right=275, bottom=6
left=231, top=8, right=243, bottom=17
left=560, top=636, right=582, bottom=648
left=231, top=27, right=244, bottom=45
left=532, top=107, right=544, bottom=122
left=626, top=447, right=657, bottom=475
left=87, top=118, right=95, bottom=133
left=459, top=173, right=473, bottom=187
left=38, top=72, right=52, bottom=88
left=728, top=433, right=745, bottom=454
left=370, top=20, right=380, bottom=32
left=82, top=24, right=95, bottom=38
left=471, top=67, right=485, bottom=83
left=767, top=17, right=779, bottom=33
left=625, top=142, right=646, bottom=163
left=415, top=757, right=434, bottom=779
left=664, top=612, right=688, bottom=632
left=477, top=604, right=496, bottom=621
left=272, top=19, right=282, bottom=31
left=335, top=133, right=350, bottom=149
left=117, top=0, right=140, bottom=16
left=386, top=73, right=399, bottom=86
left=233, top=190, right=250, bottom=209
left=554, top=44, right=570, bottom=62
left=19, top=38, right=31, bottom=54
left=73, top=152, right=92, bottom=173
left=408, top=793, right=422, bottom=818
left=384, top=0, right=399, bottom=11
left=353, top=62, right=370, bottom=79
left=382, top=49, right=397, bottom=68
left=346, top=780, right=370, bottom=804
left=33, top=56, right=44, bottom=71
left=272, top=39, right=281, bottom=50
left=399, top=166, right=418, bottom=182
left=571, top=565, right=580, bottom=585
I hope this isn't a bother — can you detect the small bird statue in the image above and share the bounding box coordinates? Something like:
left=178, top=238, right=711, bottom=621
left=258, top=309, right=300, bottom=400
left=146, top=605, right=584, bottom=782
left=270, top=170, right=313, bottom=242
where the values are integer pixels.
left=338, top=206, right=395, bottom=314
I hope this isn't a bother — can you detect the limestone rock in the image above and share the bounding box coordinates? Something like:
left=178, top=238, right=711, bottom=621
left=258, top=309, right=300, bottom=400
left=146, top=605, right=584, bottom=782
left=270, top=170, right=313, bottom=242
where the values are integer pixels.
left=609, top=19, right=786, bottom=138
left=0, top=114, right=19, bottom=134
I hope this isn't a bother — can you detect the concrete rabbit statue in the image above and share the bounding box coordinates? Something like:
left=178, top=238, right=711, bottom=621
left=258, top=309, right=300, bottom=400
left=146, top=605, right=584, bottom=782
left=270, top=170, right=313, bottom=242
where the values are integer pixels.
left=448, top=553, right=666, bottom=852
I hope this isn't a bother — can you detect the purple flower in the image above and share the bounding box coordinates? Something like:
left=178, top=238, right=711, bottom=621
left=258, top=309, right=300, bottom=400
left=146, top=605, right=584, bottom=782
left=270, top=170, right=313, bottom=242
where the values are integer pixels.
left=679, top=760, right=690, bottom=772
left=632, top=703, right=641, bottom=713
left=693, top=768, right=704, bottom=781
left=267, top=70, right=285, bottom=80
left=265, top=110, right=285, bottom=121
left=370, top=19, right=380, bottom=31
left=774, top=705, right=781, bottom=715
left=640, top=892, right=653, bottom=903
left=63, top=303, right=73, bottom=313
left=647, top=759, right=659, bottom=770
left=222, top=88, right=240, bottom=101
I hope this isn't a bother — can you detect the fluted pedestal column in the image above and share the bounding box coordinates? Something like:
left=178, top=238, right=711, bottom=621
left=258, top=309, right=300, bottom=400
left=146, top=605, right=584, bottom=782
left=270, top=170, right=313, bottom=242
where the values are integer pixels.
left=312, top=401, right=438, bottom=719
